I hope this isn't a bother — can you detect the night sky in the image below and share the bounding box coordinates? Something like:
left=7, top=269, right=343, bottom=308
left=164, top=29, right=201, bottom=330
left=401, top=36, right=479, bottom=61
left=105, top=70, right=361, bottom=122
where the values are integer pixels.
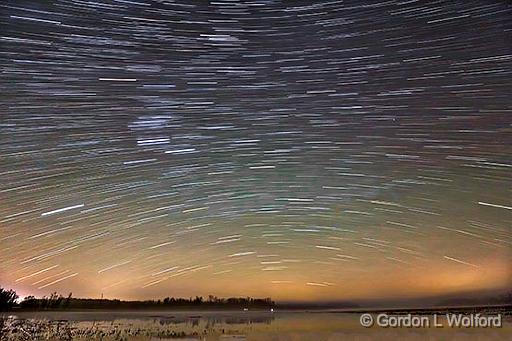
left=1, top=0, right=511, bottom=302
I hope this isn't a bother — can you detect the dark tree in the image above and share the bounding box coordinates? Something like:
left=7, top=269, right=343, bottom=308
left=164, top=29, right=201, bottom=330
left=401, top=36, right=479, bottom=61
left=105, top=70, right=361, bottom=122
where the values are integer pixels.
left=20, top=296, right=39, bottom=309
left=0, top=287, right=18, bottom=311
left=63, top=292, right=73, bottom=309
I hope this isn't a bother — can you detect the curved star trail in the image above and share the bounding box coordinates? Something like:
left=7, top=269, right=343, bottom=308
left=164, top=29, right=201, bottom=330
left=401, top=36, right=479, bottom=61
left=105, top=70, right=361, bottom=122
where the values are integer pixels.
left=0, top=0, right=511, bottom=302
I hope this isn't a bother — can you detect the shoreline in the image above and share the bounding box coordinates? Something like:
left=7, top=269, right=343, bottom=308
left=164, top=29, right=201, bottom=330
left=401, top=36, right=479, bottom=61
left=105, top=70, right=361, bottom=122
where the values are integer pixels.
left=2, top=303, right=510, bottom=315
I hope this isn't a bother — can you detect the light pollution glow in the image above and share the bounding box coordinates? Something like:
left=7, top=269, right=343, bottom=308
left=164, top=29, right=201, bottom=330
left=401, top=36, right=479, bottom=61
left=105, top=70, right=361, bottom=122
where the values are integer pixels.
left=1, top=0, right=511, bottom=304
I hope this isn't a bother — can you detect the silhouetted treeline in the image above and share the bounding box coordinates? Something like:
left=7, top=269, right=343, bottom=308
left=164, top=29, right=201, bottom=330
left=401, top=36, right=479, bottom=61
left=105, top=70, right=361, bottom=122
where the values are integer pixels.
left=20, top=292, right=73, bottom=310
left=0, top=287, right=275, bottom=311
left=20, top=294, right=274, bottom=310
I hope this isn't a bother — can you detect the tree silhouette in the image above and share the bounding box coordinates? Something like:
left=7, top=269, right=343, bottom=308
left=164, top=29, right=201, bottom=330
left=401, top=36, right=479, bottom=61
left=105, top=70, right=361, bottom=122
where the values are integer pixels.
left=16, top=293, right=275, bottom=310
left=0, top=287, right=18, bottom=311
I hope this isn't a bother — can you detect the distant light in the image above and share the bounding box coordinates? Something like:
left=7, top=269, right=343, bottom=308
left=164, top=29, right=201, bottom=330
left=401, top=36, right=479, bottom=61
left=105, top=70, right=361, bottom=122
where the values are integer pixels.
left=98, top=78, right=137, bottom=82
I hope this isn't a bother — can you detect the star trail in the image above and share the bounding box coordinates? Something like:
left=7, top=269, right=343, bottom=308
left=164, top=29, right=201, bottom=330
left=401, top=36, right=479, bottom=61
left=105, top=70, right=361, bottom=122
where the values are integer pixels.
left=1, top=0, right=511, bottom=302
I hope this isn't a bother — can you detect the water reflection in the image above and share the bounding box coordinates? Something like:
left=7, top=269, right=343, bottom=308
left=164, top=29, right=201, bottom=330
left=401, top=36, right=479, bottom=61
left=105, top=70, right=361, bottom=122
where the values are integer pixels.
left=151, top=314, right=274, bottom=326
left=2, top=311, right=511, bottom=341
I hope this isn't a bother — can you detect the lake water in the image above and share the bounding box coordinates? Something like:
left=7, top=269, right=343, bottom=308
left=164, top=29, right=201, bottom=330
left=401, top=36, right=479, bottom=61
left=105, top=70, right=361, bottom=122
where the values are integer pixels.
left=1, top=310, right=511, bottom=340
